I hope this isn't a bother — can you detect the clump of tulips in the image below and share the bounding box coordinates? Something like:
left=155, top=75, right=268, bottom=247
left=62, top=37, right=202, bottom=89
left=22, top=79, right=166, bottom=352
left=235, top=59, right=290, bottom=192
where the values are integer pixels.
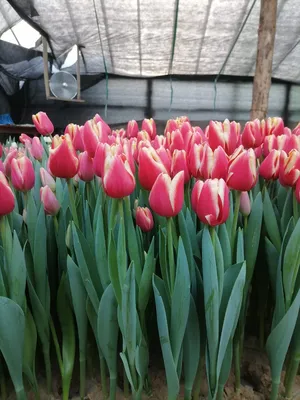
left=0, top=112, right=299, bottom=400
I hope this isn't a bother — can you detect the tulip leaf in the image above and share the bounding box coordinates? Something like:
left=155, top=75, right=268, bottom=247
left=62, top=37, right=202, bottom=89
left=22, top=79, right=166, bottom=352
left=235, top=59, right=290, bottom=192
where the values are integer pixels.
left=179, top=211, right=195, bottom=277
left=185, top=209, right=200, bottom=258
left=218, top=340, right=233, bottom=391
left=23, top=306, right=38, bottom=392
left=218, top=223, right=232, bottom=271
left=84, top=201, right=94, bottom=254
left=57, top=213, right=68, bottom=272
left=57, top=273, right=76, bottom=399
left=108, top=232, right=122, bottom=306
left=117, top=218, right=127, bottom=286
left=265, top=237, right=279, bottom=299
left=170, top=238, right=190, bottom=367
left=138, top=238, right=156, bottom=314
left=266, top=288, right=300, bottom=386
left=183, top=295, right=200, bottom=396
left=159, top=228, right=171, bottom=298
left=202, top=227, right=219, bottom=385
left=280, top=188, right=293, bottom=235
left=215, top=233, right=224, bottom=303
left=153, top=275, right=180, bottom=399
left=282, top=217, right=300, bottom=308
left=26, top=191, right=37, bottom=252
left=120, top=352, right=135, bottom=390
left=236, top=228, right=244, bottom=264
left=0, top=297, right=25, bottom=395
left=97, top=284, right=119, bottom=381
left=67, top=256, right=88, bottom=372
left=244, top=192, right=263, bottom=283
left=263, top=189, right=282, bottom=252
left=9, top=231, right=26, bottom=308
left=94, top=205, right=110, bottom=289
left=217, top=262, right=246, bottom=379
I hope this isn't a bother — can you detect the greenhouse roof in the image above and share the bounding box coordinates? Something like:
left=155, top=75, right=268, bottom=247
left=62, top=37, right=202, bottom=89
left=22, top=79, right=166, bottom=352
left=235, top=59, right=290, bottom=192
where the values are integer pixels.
left=2, top=0, right=300, bottom=82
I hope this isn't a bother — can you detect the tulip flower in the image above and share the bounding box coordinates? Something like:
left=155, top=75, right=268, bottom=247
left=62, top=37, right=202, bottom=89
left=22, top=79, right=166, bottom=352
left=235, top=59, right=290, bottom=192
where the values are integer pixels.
left=259, top=150, right=281, bottom=180
left=201, top=144, right=228, bottom=180
left=94, top=143, right=123, bottom=178
left=49, top=134, right=79, bottom=179
left=149, top=171, right=184, bottom=218
left=64, top=123, right=79, bottom=139
left=138, top=147, right=168, bottom=191
left=137, top=130, right=151, bottom=144
left=126, top=120, right=139, bottom=138
left=40, top=185, right=61, bottom=215
left=151, top=135, right=166, bottom=149
left=122, top=141, right=135, bottom=174
left=227, top=146, right=257, bottom=191
left=171, top=149, right=190, bottom=183
left=30, top=137, right=44, bottom=161
left=156, top=146, right=172, bottom=174
left=93, top=113, right=111, bottom=136
left=135, top=206, right=154, bottom=232
left=3, top=148, right=18, bottom=177
left=279, top=149, right=300, bottom=187
left=164, top=116, right=190, bottom=135
left=0, top=161, right=4, bottom=174
left=165, top=129, right=188, bottom=153
left=191, top=178, right=230, bottom=226
left=242, top=119, right=265, bottom=149
left=207, top=119, right=241, bottom=155
left=239, top=191, right=251, bottom=216
left=40, top=167, right=56, bottom=191
left=11, top=156, right=35, bottom=192
left=292, top=123, right=300, bottom=136
left=102, top=153, right=135, bottom=198
left=295, top=178, right=300, bottom=204
left=142, top=118, right=156, bottom=140
left=78, top=151, right=94, bottom=182
left=0, top=172, right=15, bottom=216
left=19, top=133, right=32, bottom=145
left=263, top=117, right=284, bottom=137
left=32, top=112, right=54, bottom=135
left=83, top=119, right=108, bottom=158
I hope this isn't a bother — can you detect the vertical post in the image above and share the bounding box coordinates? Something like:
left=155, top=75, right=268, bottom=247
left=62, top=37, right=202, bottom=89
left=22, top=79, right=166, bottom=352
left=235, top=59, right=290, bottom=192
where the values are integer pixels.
left=76, top=45, right=81, bottom=100
left=145, top=79, right=152, bottom=118
left=42, top=36, right=51, bottom=99
left=251, top=0, right=278, bottom=120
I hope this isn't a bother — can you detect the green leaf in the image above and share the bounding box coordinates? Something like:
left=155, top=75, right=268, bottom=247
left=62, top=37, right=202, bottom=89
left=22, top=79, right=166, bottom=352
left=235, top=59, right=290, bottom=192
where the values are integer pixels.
left=0, top=297, right=25, bottom=394
left=57, top=274, right=76, bottom=399
left=215, top=233, right=224, bottom=303
left=9, top=231, right=26, bottom=308
left=138, top=238, right=155, bottom=314
left=84, top=201, right=94, bottom=254
left=57, top=213, right=68, bottom=272
left=67, top=257, right=88, bottom=365
left=159, top=228, right=170, bottom=297
left=23, top=306, right=38, bottom=392
left=97, top=284, right=118, bottom=380
left=244, top=192, right=263, bottom=282
left=202, top=228, right=219, bottom=385
left=170, top=238, right=190, bottom=367
left=117, top=218, right=127, bottom=286
left=153, top=275, right=180, bottom=399
left=280, top=188, right=293, bottom=235
left=265, top=238, right=279, bottom=298
left=236, top=228, right=244, bottom=264
left=185, top=209, right=200, bottom=259
left=217, top=263, right=246, bottom=379
left=282, top=217, right=300, bottom=308
left=178, top=211, right=195, bottom=276
left=218, top=224, right=232, bottom=271
left=263, top=189, right=281, bottom=252
left=266, top=288, right=300, bottom=385
left=26, top=191, right=37, bottom=251
left=183, top=295, right=200, bottom=395
left=94, top=206, right=110, bottom=289
left=108, top=233, right=122, bottom=306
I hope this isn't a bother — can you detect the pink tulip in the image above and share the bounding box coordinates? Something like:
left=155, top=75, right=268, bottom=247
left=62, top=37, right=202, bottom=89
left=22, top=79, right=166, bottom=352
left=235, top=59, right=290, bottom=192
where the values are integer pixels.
left=3, top=148, right=18, bottom=177
left=0, top=172, right=15, bottom=216
left=149, top=171, right=184, bottom=217
left=227, top=146, right=257, bottom=191
left=259, top=150, right=281, bottom=180
left=207, top=119, right=241, bottom=155
left=142, top=118, right=156, bottom=140
left=126, top=120, right=139, bottom=138
left=136, top=206, right=154, bottom=232
left=40, top=167, right=56, bottom=191
left=78, top=151, right=94, bottom=182
left=171, top=149, right=190, bottom=183
left=191, top=178, right=230, bottom=226
left=19, top=133, right=32, bottom=145
left=242, top=119, right=265, bottom=149
left=31, top=137, right=44, bottom=161
left=239, top=191, right=251, bottom=216
left=11, top=156, right=35, bottom=192
left=40, top=186, right=61, bottom=215
left=138, top=147, right=168, bottom=191
left=32, top=112, right=54, bottom=135
left=279, top=150, right=300, bottom=187
left=49, top=134, right=79, bottom=179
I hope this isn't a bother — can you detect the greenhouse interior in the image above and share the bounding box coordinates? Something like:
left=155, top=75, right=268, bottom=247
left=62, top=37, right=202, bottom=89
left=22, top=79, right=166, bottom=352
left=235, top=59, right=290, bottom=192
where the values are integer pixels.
left=0, top=0, right=300, bottom=399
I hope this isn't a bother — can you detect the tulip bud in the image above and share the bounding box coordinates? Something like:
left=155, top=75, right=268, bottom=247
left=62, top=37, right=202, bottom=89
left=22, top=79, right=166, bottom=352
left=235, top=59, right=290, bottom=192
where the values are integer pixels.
left=264, top=117, right=284, bottom=137
left=11, top=156, right=35, bottom=192
left=199, top=144, right=228, bottom=180
left=239, top=191, right=251, bottom=216
left=83, top=119, right=109, bottom=158
left=49, top=134, right=79, bottom=179
left=40, top=186, right=61, bottom=215
left=149, top=171, right=184, bottom=217
left=165, top=129, right=185, bottom=153
left=19, top=133, right=32, bottom=145
left=138, top=147, right=168, bottom=191
left=136, top=206, right=154, bottom=232
left=242, top=119, right=265, bottom=149
left=32, top=112, right=54, bottom=135
left=102, top=153, right=135, bottom=198
left=207, top=119, right=241, bottom=155
left=126, top=120, right=139, bottom=138
left=40, top=167, right=56, bottom=191
left=93, top=114, right=111, bottom=136
left=191, top=178, right=230, bottom=226
left=78, top=151, right=94, bottom=182
left=31, top=137, right=44, bottom=161
left=65, top=223, right=72, bottom=249
left=279, top=150, right=300, bottom=187
left=156, top=146, right=172, bottom=174
left=227, top=146, right=257, bottom=191
left=0, top=160, right=4, bottom=174
left=3, top=148, right=18, bottom=177
left=151, top=135, right=166, bottom=149
left=0, top=172, right=15, bottom=216
left=64, top=123, right=79, bottom=139
left=259, top=150, right=281, bottom=180
left=142, top=118, right=156, bottom=140
left=171, top=149, right=190, bottom=183
left=292, top=123, right=300, bottom=136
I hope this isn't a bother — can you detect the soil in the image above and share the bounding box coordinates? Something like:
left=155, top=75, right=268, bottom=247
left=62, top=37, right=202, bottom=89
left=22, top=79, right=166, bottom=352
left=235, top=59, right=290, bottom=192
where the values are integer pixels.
left=9, top=337, right=300, bottom=400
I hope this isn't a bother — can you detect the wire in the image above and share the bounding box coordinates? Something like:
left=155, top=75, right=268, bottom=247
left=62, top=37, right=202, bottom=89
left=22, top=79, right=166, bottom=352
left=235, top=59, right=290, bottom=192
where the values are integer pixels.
left=169, top=0, right=180, bottom=112
left=92, top=0, right=109, bottom=117
left=213, top=0, right=258, bottom=110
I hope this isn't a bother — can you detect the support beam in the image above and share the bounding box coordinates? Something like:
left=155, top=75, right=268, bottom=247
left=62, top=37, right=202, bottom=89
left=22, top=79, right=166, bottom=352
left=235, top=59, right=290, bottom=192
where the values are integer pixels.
left=251, top=0, right=278, bottom=120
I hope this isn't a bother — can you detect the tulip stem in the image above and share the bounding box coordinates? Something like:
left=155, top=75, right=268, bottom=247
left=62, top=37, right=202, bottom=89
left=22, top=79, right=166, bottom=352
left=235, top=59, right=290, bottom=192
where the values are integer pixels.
left=67, top=179, right=79, bottom=227
left=285, top=357, right=299, bottom=398
left=100, top=355, right=108, bottom=398
left=231, top=191, right=241, bottom=253
left=167, top=217, right=175, bottom=294
left=293, top=191, right=299, bottom=221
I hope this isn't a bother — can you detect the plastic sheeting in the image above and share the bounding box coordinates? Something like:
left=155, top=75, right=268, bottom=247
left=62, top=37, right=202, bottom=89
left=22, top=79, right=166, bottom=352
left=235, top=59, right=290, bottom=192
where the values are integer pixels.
left=1, top=0, right=300, bottom=81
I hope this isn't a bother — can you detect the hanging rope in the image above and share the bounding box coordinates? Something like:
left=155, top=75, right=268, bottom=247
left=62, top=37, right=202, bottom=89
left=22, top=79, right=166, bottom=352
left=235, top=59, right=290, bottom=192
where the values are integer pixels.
left=213, top=0, right=258, bottom=110
left=169, top=0, right=180, bottom=112
left=93, top=0, right=109, bottom=117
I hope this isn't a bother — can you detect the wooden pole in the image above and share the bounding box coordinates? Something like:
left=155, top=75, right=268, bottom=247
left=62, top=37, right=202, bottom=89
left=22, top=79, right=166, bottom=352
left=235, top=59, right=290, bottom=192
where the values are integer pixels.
left=251, top=0, right=278, bottom=120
